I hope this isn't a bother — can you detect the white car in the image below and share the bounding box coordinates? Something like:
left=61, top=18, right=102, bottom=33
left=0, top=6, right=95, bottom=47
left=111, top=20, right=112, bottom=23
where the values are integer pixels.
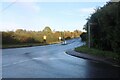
left=62, top=41, right=67, bottom=45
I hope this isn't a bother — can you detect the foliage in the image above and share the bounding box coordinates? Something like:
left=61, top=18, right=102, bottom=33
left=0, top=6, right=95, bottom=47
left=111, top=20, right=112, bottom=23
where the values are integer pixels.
left=75, top=45, right=120, bottom=64
left=80, top=32, right=87, bottom=42
left=43, top=26, right=52, bottom=33
left=85, top=2, right=120, bottom=53
left=2, top=26, right=82, bottom=45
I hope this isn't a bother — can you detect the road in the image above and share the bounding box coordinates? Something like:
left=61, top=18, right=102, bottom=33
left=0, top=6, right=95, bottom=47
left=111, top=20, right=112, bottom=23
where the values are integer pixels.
left=2, top=38, right=120, bottom=78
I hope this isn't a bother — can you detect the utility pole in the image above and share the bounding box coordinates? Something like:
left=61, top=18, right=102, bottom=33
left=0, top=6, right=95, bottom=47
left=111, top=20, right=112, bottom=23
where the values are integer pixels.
left=88, top=22, right=91, bottom=48
left=88, top=22, right=97, bottom=48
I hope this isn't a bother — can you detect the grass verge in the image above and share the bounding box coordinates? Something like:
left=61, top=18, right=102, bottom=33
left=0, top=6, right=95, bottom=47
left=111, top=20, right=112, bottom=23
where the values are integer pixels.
left=75, top=45, right=120, bottom=64
left=2, top=43, right=47, bottom=49
left=2, top=41, right=62, bottom=49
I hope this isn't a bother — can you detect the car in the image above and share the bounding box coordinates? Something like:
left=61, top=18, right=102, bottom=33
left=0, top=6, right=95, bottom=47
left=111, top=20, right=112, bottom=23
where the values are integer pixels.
left=61, top=41, right=67, bottom=45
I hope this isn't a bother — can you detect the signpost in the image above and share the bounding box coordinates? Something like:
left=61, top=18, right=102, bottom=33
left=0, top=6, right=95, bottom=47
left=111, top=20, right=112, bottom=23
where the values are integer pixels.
left=59, top=37, right=61, bottom=41
left=43, top=35, right=46, bottom=43
left=88, top=22, right=97, bottom=48
left=88, top=22, right=91, bottom=48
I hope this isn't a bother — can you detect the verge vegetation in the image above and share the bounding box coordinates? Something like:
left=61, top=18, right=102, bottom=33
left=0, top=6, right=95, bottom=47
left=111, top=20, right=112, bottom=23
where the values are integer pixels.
left=1, top=26, right=82, bottom=48
left=78, top=2, right=120, bottom=64
left=75, top=45, right=120, bottom=65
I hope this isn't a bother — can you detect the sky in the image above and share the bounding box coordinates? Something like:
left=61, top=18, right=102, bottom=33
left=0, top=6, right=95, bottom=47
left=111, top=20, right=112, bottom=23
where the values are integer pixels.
left=0, top=0, right=110, bottom=32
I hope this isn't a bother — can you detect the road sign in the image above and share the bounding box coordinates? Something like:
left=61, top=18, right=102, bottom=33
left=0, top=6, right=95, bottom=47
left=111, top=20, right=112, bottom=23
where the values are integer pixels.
left=43, top=35, right=46, bottom=40
left=59, top=37, right=61, bottom=40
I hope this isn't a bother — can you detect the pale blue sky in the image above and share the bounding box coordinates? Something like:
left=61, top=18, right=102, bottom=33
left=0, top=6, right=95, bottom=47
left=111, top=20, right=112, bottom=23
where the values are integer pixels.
left=0, top=1, right=109, bottom=31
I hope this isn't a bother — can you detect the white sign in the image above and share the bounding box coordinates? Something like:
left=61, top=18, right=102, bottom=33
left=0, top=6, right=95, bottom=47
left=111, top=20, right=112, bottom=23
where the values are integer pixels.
left=43, top=35, right=46, bottom=40
left=59, top=37, right=61, bottom=40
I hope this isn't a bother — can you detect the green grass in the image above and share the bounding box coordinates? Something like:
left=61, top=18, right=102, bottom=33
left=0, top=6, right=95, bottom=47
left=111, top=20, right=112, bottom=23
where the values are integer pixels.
left=2, top=43, right=46, bottom=49
left=75, top=45, right=120, bottom=63
left=2, top=41, right=61, bottom=49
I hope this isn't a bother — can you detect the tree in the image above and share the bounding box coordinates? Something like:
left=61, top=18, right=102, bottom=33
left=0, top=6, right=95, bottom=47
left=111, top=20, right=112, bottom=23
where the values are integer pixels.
left=43, top=26, right=52, bottom=33
left=85, top=2, right=120, bottom=53
left=2, top=26, right=83, bottom=45
left=80, top=32, right=87, bottom=42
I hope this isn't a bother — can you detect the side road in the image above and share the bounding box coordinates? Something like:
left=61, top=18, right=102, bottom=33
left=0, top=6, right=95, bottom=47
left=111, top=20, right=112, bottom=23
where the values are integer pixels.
left=66, top=50, right=120, bottom=68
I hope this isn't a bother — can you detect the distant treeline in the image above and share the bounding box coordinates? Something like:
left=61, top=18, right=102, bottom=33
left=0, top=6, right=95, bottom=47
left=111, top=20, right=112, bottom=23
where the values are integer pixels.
left=84, top=2, right=120, bottom=53
left=2, top=26, right=82, bottom=44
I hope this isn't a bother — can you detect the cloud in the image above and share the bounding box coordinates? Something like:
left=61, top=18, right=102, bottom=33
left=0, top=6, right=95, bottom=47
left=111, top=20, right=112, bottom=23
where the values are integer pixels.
left=60, top=11, right=75, bottom=16
left=0, top=1, right=40, bottom=13
left=79, top=8, right=95, bottom=14
left=18, top=2, right=40, bottom=13
left=60, top=10, right=86, bottom=18
left=0, top=0, right=38, bottom=2
left=1, top=0, right=110, bottom=2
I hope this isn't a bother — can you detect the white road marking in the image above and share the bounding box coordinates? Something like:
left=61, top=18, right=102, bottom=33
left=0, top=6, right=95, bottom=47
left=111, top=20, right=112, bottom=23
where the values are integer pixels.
left=2, top=57, right=64, bottom=67
left=2, top=59, right=32, bottom=67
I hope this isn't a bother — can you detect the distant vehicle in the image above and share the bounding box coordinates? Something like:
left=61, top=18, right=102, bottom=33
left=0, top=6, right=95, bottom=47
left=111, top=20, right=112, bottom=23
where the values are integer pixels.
left=61, top=41, right=67, bottom=45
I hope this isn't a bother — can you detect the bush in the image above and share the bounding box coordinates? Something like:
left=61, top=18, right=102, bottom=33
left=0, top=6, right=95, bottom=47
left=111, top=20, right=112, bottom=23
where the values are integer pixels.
left=80, top=32, right=87, bottom=42
left=85, top=2, right=120, bottom=53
